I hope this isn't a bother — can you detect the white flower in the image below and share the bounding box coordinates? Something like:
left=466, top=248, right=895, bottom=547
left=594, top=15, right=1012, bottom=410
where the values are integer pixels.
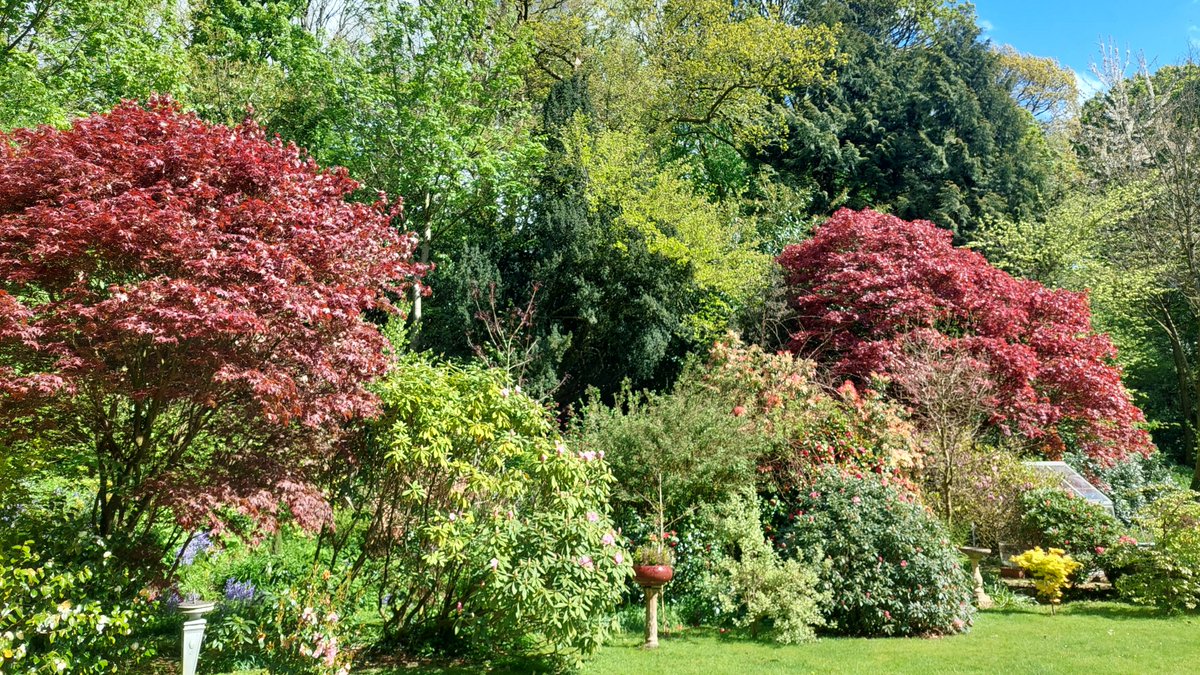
left=448, top=512, right=457, bottom=522
left=489, top=558, right=499, bottom=570
left=96, top=615, right=109, bottom=633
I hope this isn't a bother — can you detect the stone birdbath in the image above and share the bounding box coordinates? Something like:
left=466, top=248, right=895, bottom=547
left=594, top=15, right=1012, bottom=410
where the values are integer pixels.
left=632, top=565, right=674, bottom=648
left=958, top=546, right=993, bottom=609
left=178, top=599, right=217, bottom=675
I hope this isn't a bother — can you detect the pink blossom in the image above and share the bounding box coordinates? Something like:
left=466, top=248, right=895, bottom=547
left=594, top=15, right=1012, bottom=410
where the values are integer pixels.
left=900, top=560, right=908, bottom=568
left=614, top=552, right=624, bottom=565
left=602, top=533, right=615, bottom=546
left=579, top=555, right=594, bottom=570
left=587, top=511, right=599, bottom=523
left=489, top=558, right=499, bottom=569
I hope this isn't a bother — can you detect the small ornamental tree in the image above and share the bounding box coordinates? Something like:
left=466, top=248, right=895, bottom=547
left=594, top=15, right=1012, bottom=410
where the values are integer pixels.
left=0, top=99, right=423, bottom=544
left=777, top=208, right=1153, bottom=465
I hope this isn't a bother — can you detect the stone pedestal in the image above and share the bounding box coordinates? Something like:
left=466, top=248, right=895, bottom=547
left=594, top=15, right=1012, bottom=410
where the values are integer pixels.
left=959, top=546, right=993, bottom=609
left=632, top=565, right=673, bottom=649
left=179, top=600, right=216, bottom=675
left=642, top=584, right=663, bottom=649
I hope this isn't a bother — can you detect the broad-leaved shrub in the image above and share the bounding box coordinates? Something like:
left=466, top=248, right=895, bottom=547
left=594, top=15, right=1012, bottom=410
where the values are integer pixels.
left=771, top=469, right=974, bottom=637
left=1020, top=488, right=1121, bottom=575
left=692, top=493, right=827, bottom=643
left=346, top=356, right=627, bottom=670
left=1110, top=492, right=1200, bottom=612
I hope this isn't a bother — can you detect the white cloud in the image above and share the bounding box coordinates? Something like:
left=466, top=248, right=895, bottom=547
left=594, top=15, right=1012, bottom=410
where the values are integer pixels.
left=1073, top=68, right=1105, bottom=104
left=978, top=18, right=995, bottom=34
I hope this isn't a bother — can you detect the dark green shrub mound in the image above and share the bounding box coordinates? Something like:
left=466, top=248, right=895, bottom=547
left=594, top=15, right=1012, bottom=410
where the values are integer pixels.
left=771, top=469, right=974, bottom=637
left=1020, top=487, right=1121, bottom=575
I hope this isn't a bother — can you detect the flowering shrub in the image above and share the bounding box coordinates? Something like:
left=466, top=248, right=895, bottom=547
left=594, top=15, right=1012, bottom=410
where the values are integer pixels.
left=770, top=469, right=974, bottom=637
left=692, top=493, right=827, bottom=643
left=778, top=208, right=1153, bottom=464
left=1020, top=488, right=1121, bottom=576
left=346, top=355, right=627, bottom=669
left=1010, top=547, right=1082, bottom=605
left=203, top=567, right=356, bottom=675
left=0, top=543, right=156, bottom=673
left=1108, top=492, right=1200, bottom=611
left=930, top=445, right=1055, bottom=549
left=701, top=338, right=920, bottom=486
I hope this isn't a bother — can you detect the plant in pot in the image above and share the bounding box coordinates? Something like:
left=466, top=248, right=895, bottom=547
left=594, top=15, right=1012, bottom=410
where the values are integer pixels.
left=631, top=474, right=677, bottom=588
left=633, top=533, right=677, bottom=586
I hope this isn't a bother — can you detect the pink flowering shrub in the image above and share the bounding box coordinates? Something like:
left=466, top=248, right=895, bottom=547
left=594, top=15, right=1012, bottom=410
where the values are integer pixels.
left=202, top=566, right=356, bottom=675
left=924, top=444, right=1056, bottom=549
left=768, top=468, right=974, bottom=637
left=699, top=338, right=921, bottom=494
left=1019, top=487, right=1122, bottom=577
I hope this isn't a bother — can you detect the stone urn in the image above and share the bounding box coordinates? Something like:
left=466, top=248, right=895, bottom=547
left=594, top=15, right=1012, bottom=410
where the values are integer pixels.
left=958, top=546, right=994, bottom=609
left=178, top=600, right=217, bottom=675
left=632, top=564, right=674, bottom=649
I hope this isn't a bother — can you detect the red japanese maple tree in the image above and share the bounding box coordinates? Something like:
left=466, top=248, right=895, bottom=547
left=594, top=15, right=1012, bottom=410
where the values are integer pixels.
left=0, top=98, right=423, bottom=541
left=777, top=208, right=1153, bottom=465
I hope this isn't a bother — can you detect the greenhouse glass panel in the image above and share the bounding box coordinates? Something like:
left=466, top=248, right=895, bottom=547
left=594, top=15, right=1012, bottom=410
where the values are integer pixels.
left=1024, top=461, right=1114, bottom=516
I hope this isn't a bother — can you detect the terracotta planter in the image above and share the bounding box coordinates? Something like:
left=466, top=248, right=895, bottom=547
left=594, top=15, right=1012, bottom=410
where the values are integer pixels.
left=633, top=564, right=674, bottom=586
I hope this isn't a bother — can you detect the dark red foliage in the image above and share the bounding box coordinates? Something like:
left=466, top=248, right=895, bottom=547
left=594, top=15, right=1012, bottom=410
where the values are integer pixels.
left=0, top=98, right=424, bottom=538
left=777, top=208, right=1153, bottom=465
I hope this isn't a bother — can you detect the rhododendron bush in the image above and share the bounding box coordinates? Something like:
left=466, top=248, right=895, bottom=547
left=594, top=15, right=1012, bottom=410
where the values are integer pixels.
left=0, top=99, right=422, bottom=543
left=700, top=338, right=920, bottom=487
left=778, top=208, right=1153, bottom=465
left=331, top=355, right=627, bottom=668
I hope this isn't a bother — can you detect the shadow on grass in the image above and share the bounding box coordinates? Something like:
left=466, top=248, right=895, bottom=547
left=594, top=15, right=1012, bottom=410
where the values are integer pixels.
left=983, top=601, right=1181, bottom=622
left=1060, top=603, right=1186, bottom=621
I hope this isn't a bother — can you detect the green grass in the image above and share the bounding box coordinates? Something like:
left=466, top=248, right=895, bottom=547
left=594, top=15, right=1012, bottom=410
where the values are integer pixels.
left=576, top=602, right=1197, bottom=675
left=231, top=602, right=1195, bottom=674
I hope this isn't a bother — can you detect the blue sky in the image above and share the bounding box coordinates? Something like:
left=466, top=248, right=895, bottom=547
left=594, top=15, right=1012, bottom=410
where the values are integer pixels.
left=972, top=0, right=1200, bottom=95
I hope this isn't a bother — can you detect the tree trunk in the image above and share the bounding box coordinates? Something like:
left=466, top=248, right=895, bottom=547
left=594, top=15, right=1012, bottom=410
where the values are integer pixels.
left=1159, top=305, right=1197, bottom=464
left=410, top=191, right=432, bottom=346
left=1193, top=373, right=1200, bottom=491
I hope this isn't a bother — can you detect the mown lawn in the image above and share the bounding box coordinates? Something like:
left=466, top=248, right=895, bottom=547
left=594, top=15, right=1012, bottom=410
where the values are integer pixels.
left=575, top=602, right=1197, bottom=675
left=232, top=601, right=1195, bottom=675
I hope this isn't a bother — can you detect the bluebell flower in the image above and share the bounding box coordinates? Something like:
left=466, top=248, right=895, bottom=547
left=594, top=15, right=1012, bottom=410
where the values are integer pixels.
left=224, top=578, right=256, bottom=603
left=178, top=532, right=213, bottom=566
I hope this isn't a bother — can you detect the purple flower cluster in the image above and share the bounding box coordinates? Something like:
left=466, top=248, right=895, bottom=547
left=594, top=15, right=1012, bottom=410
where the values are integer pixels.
left=178, top=532, right=213, bottom=566
left=224, top=577, right=257, bottom=603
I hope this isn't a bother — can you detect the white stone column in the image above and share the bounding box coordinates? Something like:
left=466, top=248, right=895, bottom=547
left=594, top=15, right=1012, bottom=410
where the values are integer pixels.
left=179, top=600, right=216, bottom=675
